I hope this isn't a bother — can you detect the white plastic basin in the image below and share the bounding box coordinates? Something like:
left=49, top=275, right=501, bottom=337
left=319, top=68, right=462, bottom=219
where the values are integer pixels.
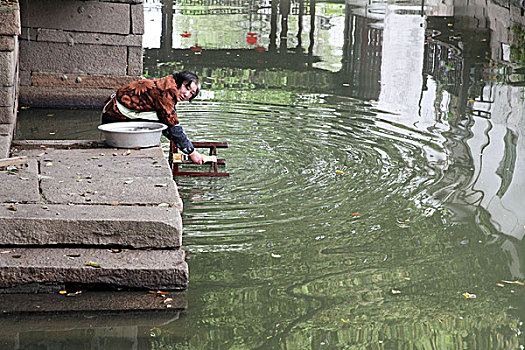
left=98, top=121, right=168, bottom=148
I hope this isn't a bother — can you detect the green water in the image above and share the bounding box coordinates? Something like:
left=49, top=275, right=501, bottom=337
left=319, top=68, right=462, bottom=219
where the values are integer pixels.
left=10, top=0, right=525, bottom=349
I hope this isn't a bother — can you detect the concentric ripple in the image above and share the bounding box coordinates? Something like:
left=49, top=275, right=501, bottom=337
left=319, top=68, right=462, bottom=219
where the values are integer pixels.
left=168, top=93, right=448, bottom=251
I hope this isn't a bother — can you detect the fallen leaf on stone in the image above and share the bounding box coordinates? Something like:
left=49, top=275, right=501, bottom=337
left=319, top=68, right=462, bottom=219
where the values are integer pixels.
left=85, top=261, right=101, bottom=268
left=59, top=290, right=67, bottom=294
left=0, top=250, right=12, bottom=254
left=66, top=253, right=81, bottom=258
left=109, top=201, right=120, bottom=206
left=155, top=183, right=167, bottom=187
left=123, top=150, right=131, bottom=156
left=148, top=291, right=170, bottom=295
left=109, top=249, right=122, bottom=253
left=124, top=180, right=134, bottom=185
left=462, top=292, right=476, bottom=299
left=66, top=291, right=82, bottom=297
left=45, top=162, right=53, bottom=167
left=158, top=203, right=170, bottom=207
left=163, top=298, right=173, bottom=303
left=7, top=205, right=17, bottom=211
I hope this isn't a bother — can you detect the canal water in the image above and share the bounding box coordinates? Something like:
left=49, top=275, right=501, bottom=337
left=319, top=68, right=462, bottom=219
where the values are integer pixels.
left=14, top=0, right=525, bottom=349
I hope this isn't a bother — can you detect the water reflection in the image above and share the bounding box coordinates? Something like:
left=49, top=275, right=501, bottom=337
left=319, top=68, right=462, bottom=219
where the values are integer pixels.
left=11, top=0, right=525, bottom=348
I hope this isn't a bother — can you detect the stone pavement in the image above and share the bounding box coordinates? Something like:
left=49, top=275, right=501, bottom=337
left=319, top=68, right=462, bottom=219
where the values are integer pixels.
left=0, top=140, right=188, bottom=291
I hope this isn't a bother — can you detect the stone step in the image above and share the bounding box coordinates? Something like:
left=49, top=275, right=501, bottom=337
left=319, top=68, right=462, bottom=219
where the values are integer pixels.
left=0, top=248, right=188, bottom=291
left=1, top=145, right=184, bottom=248
left=0, top=203, right=182, bottom=248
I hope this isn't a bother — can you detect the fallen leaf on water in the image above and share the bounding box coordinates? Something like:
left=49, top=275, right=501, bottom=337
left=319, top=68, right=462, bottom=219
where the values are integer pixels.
left=462, top=292, right=476, bottom=299
left=336, top=170, right=347, bottom=175
left=46, top=114, right=55, bottom=117
left=352, top=213, right=360, bottom=216
left=341, top=318, right=349, bottom=323
left=391, top=289, right=401, bottom=295
left=271, top=253, right=281, bottom=258
left=501, top=280, right=525, bottom=285
left=85, top=261, right=101, bottom=268
left=496, top=283, right=504, bottom=287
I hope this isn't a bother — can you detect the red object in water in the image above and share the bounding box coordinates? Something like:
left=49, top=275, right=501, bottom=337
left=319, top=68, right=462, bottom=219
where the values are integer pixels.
left=180, top=31, right=191, bottom=38
left=254, top=46, right=266, bottom=52
left=190, top=45, right=202, bottom=52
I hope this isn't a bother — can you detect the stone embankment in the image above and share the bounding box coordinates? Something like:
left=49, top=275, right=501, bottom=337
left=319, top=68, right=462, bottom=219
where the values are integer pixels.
left=0, top=140, right=188, bottom=292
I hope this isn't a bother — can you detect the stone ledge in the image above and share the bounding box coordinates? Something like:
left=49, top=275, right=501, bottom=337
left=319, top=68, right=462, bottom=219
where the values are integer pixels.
left=0, top=248, right=188, bottom=290
left=19, top=86, right=116, bottom=108
left=0, top=203, right=183, bottom=248
left=0, top=36, right=15, bottom=52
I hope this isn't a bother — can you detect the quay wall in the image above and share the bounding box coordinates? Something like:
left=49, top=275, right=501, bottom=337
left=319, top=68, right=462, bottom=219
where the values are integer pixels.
left=18, top=0, right=144, bottom=108
left=0, top=2, right=20, bottom=158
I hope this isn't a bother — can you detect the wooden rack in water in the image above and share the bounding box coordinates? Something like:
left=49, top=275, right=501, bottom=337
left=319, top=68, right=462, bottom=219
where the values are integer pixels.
left=169, top=141, right=229, bottom=177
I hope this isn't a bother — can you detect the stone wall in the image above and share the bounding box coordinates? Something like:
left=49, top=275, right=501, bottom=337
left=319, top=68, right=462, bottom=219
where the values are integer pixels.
left=0, top=2, right=20, bottom=158
left=18, top=0, right=144, bottom=108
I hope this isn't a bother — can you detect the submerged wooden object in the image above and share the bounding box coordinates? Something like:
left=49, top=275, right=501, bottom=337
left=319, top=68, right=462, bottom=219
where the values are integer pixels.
left=169, top=141, right=229, bottom=177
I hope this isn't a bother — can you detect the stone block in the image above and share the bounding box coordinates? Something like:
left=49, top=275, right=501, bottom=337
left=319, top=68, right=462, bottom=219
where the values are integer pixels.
left=31, top=72, right=137, bottom=89
left=510, top=5, right=525, bottom=26
left=0, top=203, right=183, bottom=248
left=19, top=40, right=128, bottom=75
left=0, top=107, right=16, bottom=124
left=0, top=50, right=16, bottom=87
left=0, top=136, right=10, bottom=158
left=128, top=46, right=143, bottom=75
left=18, top=69, right=30, bottom=86
left=20, top=0, right=130, bottom=35
left=0, top=248, right=188, bottom=290
left=0, top=36, right=15, bottom=52
left=131, top=4, right=145, bottom=35
left=0, top=87, right=14, bottom=107
left=0, top=3, right=21, bottom=36
left=35, top=29, right=142, bottom=47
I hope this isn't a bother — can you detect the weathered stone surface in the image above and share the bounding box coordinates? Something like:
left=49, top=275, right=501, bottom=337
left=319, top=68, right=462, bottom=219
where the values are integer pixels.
left=0, top=87, right=14, bottom=107
left=0, top=135, right=11, bottom=158
left=131, top=3, right=145, bottom=35
left=0, top=3, right=21, bottom=36
left=0, top=36, right=15, bottom=52
left=20, top=0, right=130, bottom=35
left=19, top=40, right=128, bottom=75
left=19, top=86, right=115, bottom=108
left=0, top=291, right=185, bottom=315
left=128, top=46, right=143, bottom=75
left=0, top=50, right=16, bottom=87
left=31, top=72, right=137, bottom=89
left=0, top=203, right=182, bottom=248
left=0, top=106, right=15, bottom=124
left=33, top=29, right=142, bottom=47
left=0, top=159, right=40, bottom=203
left=0, top=248, right=188, bottom=290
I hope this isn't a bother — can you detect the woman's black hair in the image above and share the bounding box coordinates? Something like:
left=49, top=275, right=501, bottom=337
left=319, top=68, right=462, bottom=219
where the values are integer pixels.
left=173, top=71, right=200, bottom=101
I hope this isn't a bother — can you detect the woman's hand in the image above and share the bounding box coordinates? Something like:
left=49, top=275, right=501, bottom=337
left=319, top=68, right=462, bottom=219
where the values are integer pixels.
left=189, top=151, right=204, bottom=164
